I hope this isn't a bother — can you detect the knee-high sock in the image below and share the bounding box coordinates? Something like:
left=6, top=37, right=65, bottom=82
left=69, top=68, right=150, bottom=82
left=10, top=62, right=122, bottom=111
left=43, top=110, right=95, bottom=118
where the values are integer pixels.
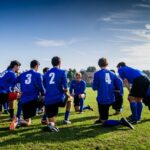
left=64, top=111, right=70, bottom=121
left=130, top=102, right=138, bottom=121
left=83, top=106, right=90, bottom=110
left=137, top=102, right=143, bottom=120
left=79, top=98, right=84, bottom=112
left=16, top=102, right=22, bottom=119
left=103, top=120, right=121, bottom=126
left=9, top=109, right=14, bottom=119
left=42, top=114, right=47, bottom=120
left=3, top=102, right=8, bottom=111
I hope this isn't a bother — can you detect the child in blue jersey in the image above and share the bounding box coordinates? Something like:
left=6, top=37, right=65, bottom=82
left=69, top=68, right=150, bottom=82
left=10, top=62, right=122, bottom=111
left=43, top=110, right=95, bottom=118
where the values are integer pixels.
left=41, top=67, right=49, bottom=125
left=0, top=60, right=21, bottom=120
left=93, top=58, right=134, bottom=129
left=110, top=70, right=124, bottom=115
left=44, top=56, right=72, bottom=132
left=117, top=62, right=150, bottom=124
left=70, top=72, right=93, bottom=113
left=9, top=60, right=45, bottom=130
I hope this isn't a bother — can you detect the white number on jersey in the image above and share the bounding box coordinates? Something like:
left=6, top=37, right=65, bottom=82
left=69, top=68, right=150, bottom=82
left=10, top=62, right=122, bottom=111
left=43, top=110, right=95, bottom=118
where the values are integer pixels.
left=105, top=73, right=111, bottom=84
left=49, top=72, right=55, bottom=84
left=0, top=71, right=7, bottom=78
left=25, top=74, right=32, bottom=84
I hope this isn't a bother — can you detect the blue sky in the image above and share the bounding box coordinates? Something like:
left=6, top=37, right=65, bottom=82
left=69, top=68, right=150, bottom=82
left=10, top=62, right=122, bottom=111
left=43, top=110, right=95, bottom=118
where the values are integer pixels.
left=0, top=0, right=150, bottom=72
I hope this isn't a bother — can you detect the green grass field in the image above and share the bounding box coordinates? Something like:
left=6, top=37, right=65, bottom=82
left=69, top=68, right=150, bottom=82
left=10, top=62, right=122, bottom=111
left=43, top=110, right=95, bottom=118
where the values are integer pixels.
left=0, top=88, right=150, bottom=150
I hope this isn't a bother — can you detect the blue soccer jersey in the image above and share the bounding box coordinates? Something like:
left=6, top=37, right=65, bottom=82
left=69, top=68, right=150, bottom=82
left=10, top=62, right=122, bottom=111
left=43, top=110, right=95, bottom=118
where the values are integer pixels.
left=43, top=67, right=68, bottom=105
left=14, top=70, right=45, bottom=104
left=92, top=69, right=120, bottom=104
left=118, top=66, right=145, bottom=84
left=0, top=69, right=16, bottom=94
left=69, top=80, right=86, bottom=95
left=115, top=77, right=124, bottom=96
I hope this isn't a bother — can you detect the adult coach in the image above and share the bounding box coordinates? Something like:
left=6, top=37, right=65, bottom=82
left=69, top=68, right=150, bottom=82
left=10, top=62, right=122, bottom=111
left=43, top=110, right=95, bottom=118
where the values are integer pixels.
left=44, top=56, right=72, bottom=132
left=117, top=62, right=150, bottom=124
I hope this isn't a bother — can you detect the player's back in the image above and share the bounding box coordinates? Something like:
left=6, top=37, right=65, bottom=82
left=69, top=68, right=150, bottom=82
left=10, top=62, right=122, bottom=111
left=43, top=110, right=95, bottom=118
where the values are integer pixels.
left=118, top=66, right=145, bottom=84
left=19, top=70, right=44, bottom=103
left=0, top=69, right=16, bottom=93
left=44, top=67, right=67, bottom=105
left=93, top=69, right=117, bottom=104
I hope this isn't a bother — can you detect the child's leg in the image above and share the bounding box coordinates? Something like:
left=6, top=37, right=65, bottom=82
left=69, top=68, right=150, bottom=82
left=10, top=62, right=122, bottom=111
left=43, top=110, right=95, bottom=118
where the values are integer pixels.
left=16, top=101, right=22, bottom=119
left=99, top=104, right=110, bottom=122
left=3, top=102, right=8, bottom=111
left=137, top=99, right=143, bottom=121
left=74, top=95, right=80, bottom=112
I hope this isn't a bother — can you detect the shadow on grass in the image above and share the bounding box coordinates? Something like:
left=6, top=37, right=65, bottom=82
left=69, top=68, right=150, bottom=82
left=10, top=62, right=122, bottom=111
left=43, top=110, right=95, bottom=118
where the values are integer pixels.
left=0, top=115, right=130, bottom=147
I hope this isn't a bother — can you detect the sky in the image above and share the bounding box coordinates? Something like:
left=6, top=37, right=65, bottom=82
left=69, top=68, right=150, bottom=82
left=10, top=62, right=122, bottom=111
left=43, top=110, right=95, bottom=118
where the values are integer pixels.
left=0, top=0, right=150, bottom=72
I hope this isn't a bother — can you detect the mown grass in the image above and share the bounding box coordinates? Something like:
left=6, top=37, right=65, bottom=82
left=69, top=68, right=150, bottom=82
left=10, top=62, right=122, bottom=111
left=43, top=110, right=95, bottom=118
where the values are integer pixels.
left=0, top=88, right=150, bottom=150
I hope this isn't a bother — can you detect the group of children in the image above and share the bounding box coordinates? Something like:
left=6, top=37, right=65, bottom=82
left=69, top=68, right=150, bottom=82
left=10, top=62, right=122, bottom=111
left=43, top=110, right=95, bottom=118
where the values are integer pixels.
left=0, top=56, right=150, bottom=132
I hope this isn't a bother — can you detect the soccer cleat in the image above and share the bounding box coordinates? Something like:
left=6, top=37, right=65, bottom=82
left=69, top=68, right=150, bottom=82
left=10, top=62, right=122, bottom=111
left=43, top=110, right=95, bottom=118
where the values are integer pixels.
left=47, top=124, right=59, bottom=132
left=126, top=115, right=140, bottom=124
left=3, top=110, right=9, bottom=114
left=63, top=120, right=71, bottom=125
left=16, top=119, right=21, bottom=128
left=94, top=119, right=102, bottom=124
left=88, top=105, right=94, bottom=111
left=120, top=118, right=134, bottom=129
left=9, top=117, right=18, bottom=131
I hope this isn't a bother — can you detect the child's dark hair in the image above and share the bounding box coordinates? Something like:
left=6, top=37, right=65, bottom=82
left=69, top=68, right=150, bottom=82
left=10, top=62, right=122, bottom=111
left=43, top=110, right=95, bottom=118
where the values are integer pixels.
left=43, top=67, right=49, bottom=74
left=7, top=60, right=21, bottom=70
left=51, top=56, right=61, bottom=67
left=110, top=69, right=115, bottom=73
left=117, top=62, right=126, bottom=68
left=30, top=60, right=40, bottom=68
left=98, top=58, right=108, bottom=67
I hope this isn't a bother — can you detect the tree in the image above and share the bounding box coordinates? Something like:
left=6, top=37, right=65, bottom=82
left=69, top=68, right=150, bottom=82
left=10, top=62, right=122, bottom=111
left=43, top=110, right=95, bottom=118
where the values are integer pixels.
left=67, top=68, right=77, bottom=82
left=86, top=66, right=96, bottom=72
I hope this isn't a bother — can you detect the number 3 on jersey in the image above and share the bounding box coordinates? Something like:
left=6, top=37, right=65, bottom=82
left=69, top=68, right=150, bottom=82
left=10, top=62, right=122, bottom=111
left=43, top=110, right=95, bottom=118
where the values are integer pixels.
left=25, top=74, right=32, bottom=84
left=49, top=72, right=55, bottom=84
left=105, top=73, right=111, bottom=84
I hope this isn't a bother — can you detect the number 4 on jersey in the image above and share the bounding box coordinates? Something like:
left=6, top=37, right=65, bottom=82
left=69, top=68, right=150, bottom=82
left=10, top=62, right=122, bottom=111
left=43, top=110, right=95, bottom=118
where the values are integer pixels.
left=105, top=73, right=111, bottom=84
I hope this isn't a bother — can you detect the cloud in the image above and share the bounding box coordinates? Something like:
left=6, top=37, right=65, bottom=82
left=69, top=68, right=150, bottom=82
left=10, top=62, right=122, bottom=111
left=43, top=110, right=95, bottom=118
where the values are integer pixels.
left=35, top=39, right=66, bottom=47
left=134, top=3, right=150, bottom=8
left=115, top=24, right=150, bottom=69
left=145, top=24, right=150, bottom=30
left=35, top=37, right=89, bottom=47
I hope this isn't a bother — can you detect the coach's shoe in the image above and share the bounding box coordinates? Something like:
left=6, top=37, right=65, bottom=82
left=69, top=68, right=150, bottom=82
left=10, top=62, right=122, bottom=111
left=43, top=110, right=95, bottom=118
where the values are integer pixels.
left=94, top=119, right=102, bottom=124
left=9, top=117, right=18, bottom=131
left=120, top=118, right=134, bottom=129
left=63, top=120, right=71, bottom=125
left=47, top=124, right=59, bottom=132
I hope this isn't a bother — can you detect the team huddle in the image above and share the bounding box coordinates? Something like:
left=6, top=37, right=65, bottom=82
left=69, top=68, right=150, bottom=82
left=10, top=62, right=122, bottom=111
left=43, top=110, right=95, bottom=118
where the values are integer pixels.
left=0, top=56, right=150, bottom=132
